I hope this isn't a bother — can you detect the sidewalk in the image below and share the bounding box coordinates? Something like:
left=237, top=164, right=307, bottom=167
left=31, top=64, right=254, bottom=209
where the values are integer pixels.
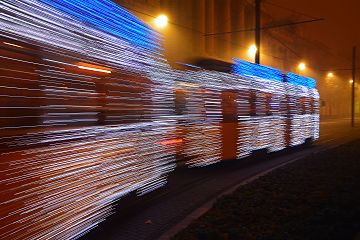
left=173, top=139, right=360, bottom=240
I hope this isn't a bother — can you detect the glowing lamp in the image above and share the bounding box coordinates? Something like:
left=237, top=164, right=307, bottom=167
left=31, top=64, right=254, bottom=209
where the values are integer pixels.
left=154, top=14, right=168, bottom=28
left=248, top=44, right=257, bottom=56
left=298, top=62, right=306, bottom=71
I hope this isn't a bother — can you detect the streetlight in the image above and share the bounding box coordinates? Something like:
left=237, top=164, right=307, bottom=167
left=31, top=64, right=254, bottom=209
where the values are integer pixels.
left=154, top=14, right=168, bottom=29
left=349, top=79, right=354, bottom=84
left=298, top=62, right=306, bottom=71
left=327, top=72, right=334, bottom=78
left=248, top=44, right=257, bottom=58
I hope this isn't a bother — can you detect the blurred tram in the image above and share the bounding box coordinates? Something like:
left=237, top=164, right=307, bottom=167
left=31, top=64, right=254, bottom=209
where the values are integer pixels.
left=0, top=0, right=319, bottom=239
left=173, top=58, right=319, bottom=166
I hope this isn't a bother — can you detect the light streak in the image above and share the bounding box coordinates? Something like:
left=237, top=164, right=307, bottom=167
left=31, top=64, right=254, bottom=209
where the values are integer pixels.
left=3, top=41, right=24, bottom=48
left=77, top=65, right=112, bottom=74
left=159, top=139, right=183, bottom=145
left=0, top=0, right=319, bottom=239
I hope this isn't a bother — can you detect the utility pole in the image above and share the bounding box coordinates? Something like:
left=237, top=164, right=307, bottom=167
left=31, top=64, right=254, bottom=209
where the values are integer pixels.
left=351, top=46, right=356, bottom=127
left=255, top=0, right=260, bottom=64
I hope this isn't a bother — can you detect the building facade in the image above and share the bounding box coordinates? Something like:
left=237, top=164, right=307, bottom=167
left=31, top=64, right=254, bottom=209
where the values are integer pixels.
left=115, top=0, right=357, bottom=118
left=115, top=0, right=297, bottom=68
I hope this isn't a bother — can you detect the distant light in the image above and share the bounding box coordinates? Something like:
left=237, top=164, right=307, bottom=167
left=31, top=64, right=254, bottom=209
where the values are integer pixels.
left=154, top=14, right=168, bottom=28
left=349, top=79, right=354, bottom=84
left=78, top=65, right=111, bottom=73
left=327, top=72, right=334, bottom=78
left=248, top=44, right=257, bottom=56
left=298, top=62, right=306, bottom=71
left=3, top=42, right=24, bottom=48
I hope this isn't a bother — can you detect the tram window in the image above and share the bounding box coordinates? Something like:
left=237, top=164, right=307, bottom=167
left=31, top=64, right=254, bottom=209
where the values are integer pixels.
left=280, top=95, right=290, bottom=116
left=305, top=98, right=311, bottom=115
left=307, top=98, right=313, bottom=115
left=253, top=91, right=268, bottom=117
left=102, top=73, right=153, bottom=124
left=203, top=90, right=221, bottom=121
left=288, top=96, right=299, bottom=115
left=221, top=91, right=237, bottom=122
left=296, top=98, right=302, bottom=115
left=299, top=98, right=305, bottom=115
left=0, top=41, right=43, bottom=132
left=310, top=97, right=320, bottom=115
left=299, top=97, right=311, bottom=115
left=175, top=89, right=187, bottom=115
left=250, top=90, right=257, bottom=116
left=237, top=90, right=251, bottom=116
left=265, top=93, right=273, bottom=116
left=310, top=98, right=315, bottom=114
left=271, top=94, right=283, bottom=116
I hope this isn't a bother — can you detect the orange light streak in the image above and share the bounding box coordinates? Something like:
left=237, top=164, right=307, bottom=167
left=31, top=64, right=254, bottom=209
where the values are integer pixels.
left=3, top=41, right=24, bottom=48
left=77, top=64, right=111, bottom=73
left=159, top=139, right=183, bottom=145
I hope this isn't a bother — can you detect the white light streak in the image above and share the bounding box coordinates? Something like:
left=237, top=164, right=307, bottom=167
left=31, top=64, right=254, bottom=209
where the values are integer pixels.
left=0, top=0, right=319, bottom=239
left=77, top=65, right=112, bottom=74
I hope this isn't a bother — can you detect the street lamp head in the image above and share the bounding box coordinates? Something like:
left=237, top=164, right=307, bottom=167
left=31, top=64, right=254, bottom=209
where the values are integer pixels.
left=248, top=44, right=257, bottom=56
left=154, top=14, right=168, bottom=29
left=298, top=62, right=306, bottom=71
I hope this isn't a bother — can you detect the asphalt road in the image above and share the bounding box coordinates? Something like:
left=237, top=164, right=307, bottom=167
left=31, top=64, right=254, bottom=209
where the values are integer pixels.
left=82, top=118, right=360, bottom=240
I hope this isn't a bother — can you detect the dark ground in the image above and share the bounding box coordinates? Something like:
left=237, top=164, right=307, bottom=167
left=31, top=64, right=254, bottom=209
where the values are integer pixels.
left=173, top=139, right=360, bottom=240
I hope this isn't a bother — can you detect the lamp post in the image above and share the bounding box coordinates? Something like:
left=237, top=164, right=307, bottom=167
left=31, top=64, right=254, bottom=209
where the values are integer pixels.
left=255, top=0, right=261, bottom=64
left=351, top=46, right=356, bottom=127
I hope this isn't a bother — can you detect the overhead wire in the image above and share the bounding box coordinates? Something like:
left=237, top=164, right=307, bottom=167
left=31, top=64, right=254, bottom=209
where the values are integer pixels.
left=116, top=1, right=353, bottom=73
left=118, top=2, right=293, bottom=64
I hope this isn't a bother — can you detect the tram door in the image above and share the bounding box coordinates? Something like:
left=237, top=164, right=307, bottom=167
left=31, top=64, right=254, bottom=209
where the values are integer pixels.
left=221, top=91, right=238, bottom=160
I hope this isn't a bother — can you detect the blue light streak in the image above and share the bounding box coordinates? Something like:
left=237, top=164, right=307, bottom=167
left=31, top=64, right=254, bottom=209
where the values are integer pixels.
left=39, top=0, right=161, bottom=51
left=286, top=72, right=317, bottom=88
left=232, top=59, right=284, bottom=82
left=0, top=0, right=320, bottom=239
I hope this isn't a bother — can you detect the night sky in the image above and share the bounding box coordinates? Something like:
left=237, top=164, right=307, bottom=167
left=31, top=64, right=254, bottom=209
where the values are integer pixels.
left=268, top=0, right=360, bottom=69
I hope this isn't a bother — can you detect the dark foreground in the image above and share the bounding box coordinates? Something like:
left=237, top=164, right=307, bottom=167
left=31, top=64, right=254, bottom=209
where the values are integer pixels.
left=173, top=139, right=360, bottom=240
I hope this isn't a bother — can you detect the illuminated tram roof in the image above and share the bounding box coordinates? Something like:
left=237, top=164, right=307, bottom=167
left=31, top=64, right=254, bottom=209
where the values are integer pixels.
left=286, top=72, right=317, bottom=89
left=188, top=58, right=317, bottom=89
left=233, top=59, right=317, bottom=89
left=39, top=0, right=161, bottom=51
left=233, top=59, right=284, bottom=82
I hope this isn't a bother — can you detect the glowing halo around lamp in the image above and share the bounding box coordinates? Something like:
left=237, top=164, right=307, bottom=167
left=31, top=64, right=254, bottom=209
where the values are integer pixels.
left=154, top=14, right=168, bottom=28
left=248, top=44, right=257, bottom=56
left=298, top=62, right=306, bottom=71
